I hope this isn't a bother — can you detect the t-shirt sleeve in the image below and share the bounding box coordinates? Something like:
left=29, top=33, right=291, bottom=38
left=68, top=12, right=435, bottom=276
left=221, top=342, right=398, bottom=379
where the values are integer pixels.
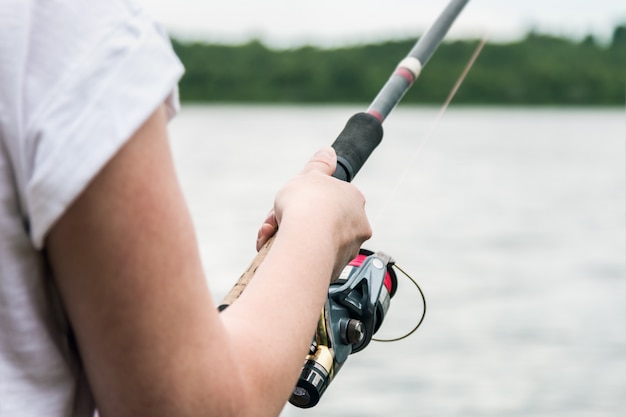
left=22, top=4, right=184, bottom=249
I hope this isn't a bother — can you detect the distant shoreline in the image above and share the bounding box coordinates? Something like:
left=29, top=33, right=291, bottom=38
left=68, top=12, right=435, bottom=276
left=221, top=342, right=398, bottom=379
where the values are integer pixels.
left=172, top=26, right=626, bottom=106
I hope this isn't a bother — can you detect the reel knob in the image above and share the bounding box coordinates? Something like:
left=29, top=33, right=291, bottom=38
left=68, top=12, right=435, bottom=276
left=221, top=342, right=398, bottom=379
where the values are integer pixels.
left=340, top=319, right=365, bottom=345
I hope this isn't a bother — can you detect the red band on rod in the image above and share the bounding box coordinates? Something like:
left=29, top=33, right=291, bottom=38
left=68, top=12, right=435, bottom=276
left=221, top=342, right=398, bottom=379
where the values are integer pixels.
left=366, top=110, right=384, bottom=122
left=394, top=67, right=415, bottom=84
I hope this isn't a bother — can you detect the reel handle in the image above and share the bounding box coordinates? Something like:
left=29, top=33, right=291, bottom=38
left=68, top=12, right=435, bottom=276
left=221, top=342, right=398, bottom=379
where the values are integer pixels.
left=218, top=236, right=275, bottom=311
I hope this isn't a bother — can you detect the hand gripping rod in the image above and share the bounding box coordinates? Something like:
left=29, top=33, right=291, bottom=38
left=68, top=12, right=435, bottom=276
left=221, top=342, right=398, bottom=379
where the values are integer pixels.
left=219, top=0, right=470, bottom=309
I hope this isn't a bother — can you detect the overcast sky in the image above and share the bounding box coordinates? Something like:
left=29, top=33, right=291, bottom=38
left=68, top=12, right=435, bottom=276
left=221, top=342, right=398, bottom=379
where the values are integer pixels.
left=139, top=0, right=626, bottom=47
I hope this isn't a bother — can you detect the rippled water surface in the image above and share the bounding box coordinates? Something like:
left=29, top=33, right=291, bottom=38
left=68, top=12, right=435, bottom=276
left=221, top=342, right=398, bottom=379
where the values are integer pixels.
left=169, top=105, right=625, bottom=417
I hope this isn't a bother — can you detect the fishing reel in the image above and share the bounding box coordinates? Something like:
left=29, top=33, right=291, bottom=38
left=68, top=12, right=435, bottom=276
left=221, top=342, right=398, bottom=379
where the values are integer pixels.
left=289, top=249, right=399, bottom=408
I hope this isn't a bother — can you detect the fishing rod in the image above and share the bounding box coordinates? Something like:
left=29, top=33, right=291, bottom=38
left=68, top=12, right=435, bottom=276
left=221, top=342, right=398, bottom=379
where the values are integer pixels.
left=219, top=0, right=471, bottom=408
left=331, top=0, right=470, bottom=182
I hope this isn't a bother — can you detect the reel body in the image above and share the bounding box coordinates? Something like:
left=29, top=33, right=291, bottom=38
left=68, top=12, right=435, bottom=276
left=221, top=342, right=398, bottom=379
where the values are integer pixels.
left=289, top=249, right=397, bottom=408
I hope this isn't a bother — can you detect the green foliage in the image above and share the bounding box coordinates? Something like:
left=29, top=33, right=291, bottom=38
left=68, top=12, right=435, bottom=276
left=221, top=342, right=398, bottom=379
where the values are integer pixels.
left=171, top=27, right=626, bottom=105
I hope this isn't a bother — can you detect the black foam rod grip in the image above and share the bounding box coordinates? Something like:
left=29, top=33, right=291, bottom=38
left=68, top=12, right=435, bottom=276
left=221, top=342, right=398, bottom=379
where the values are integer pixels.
left=331, top=112, right=384, bottom=182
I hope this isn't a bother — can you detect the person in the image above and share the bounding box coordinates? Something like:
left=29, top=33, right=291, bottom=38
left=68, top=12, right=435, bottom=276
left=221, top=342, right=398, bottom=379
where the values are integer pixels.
left=0, top=1, right=372, bottom=416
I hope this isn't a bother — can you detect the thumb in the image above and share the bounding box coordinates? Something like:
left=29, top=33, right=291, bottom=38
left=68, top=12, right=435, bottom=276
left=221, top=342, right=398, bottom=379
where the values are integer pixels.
left=300, top=146, right=337, bottom=176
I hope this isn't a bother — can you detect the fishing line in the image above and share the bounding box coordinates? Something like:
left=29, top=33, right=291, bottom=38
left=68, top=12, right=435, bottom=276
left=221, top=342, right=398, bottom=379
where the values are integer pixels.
left=372, top=34, right=489, bottom=228
left=222, top=3, right=479, bottom=407
left=373, top=262, right=427, bottom=342
left=370, top=35, right=488, bottom=344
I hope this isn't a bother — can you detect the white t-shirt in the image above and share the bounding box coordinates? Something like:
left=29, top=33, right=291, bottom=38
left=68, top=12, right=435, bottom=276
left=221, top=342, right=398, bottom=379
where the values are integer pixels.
left=0, top=1, right=184, bottom=415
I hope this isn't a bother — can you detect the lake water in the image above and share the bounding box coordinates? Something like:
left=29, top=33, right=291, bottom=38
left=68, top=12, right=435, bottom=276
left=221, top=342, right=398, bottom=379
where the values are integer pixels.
left=168, top=105, right=625, bottom=417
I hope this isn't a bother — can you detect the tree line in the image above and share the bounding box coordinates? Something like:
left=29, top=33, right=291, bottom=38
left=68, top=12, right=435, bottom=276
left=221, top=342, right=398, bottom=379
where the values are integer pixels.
left=172, top=26, right=626, bottom=105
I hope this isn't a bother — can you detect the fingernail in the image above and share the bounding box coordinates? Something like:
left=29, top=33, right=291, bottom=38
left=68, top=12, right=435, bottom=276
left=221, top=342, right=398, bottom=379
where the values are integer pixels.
left=317, top=147, right=334, bottom=159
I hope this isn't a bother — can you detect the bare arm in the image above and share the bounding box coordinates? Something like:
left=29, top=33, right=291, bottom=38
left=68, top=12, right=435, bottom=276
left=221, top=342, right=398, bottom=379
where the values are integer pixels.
left=46, top=105, right=371, bottom=417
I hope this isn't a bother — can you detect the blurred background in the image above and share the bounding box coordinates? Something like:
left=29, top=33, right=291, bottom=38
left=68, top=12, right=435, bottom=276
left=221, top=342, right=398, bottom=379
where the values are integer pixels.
left=141, top=1, right=625, bottom=416
left=141, top=0, right=626, bottom=48
left=138, top=0, right=626, bottom=106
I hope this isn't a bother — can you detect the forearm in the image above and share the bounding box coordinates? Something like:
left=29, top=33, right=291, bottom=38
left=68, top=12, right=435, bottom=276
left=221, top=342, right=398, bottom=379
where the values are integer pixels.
left=220, top=223, right=338, bottom=416
left=46, top=105, right=369, bottom=417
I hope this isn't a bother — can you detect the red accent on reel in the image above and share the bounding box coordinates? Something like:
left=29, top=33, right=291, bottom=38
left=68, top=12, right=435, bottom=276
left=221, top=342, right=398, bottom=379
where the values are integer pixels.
left=349, top=250, right=397, bottom=297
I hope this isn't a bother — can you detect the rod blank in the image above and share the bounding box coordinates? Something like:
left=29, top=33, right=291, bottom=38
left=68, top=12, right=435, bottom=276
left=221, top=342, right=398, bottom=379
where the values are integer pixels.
left=367, top=0, right=470, bottom=122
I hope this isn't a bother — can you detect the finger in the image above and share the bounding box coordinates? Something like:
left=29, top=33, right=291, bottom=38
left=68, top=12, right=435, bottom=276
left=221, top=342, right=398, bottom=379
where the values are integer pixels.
left=261, top=209, right=278, bottom=228
left=300, top=146, right=337, bottom=176
left=256, top=223, right=277, bottom=251
left=256, top=211, right=278, bottom=251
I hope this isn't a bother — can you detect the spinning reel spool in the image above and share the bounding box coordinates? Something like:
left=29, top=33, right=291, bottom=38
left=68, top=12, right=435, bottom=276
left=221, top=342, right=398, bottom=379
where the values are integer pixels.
left=289, top=249, right=399, bottom=408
